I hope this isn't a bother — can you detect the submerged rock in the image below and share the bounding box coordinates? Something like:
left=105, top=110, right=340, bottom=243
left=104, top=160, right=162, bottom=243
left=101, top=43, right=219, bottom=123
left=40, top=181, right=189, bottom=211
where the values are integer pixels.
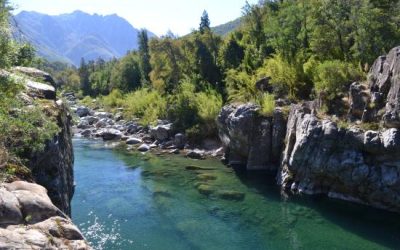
left=217, top=190, right=245, bottom=201
left=197, top=184, right=214, bottom=196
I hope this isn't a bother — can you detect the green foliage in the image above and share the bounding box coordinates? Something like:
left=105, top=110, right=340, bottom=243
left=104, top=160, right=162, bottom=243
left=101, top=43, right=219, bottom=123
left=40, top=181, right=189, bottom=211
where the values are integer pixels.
left=225, top=69, right=257, bottom=103
left=101, top=89, right=124, bottom=108
left=167, top=81, right=199, bottom=132
left=0, top=77, right=60, bottom=157
left=259, top=93, right=275, bottom=117
left=258, top=53, right=304, bottom=99
left=199, top=10, right=211, bottom=34
left=111, top=52, right=142, bottom=92
left=138, top=29, right=152, bottom=83
left=313, top=60, right=364, bottom=100
left=123, top=89, right=167, bottom=125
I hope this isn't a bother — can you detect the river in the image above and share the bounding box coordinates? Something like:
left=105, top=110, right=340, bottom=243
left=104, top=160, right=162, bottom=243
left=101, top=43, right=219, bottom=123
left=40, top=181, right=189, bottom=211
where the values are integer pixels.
left=71, top=138, right=400, bottom=250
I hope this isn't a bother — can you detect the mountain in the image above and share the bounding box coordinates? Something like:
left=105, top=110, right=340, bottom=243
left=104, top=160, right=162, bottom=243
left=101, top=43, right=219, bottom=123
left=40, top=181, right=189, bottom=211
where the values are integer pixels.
left=211, top=17, right=243, bottom=36
left=12, top=10, right=156, bottom=66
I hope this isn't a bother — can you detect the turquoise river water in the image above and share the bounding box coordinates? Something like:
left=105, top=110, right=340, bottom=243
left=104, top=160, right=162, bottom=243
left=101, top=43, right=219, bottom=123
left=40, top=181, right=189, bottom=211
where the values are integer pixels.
left=71, top=138, right=400, bottom=250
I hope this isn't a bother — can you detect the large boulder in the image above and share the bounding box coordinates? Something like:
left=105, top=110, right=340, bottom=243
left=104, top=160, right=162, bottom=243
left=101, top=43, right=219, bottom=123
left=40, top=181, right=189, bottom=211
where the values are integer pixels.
left=217, top=103, right=286, bottom=171
left=0, top=182, right=90, bottom=249
left=76, top=106, right=91, bottom=117
left=98, top=128, right=122, bottom=141
left=279, top=103, right=400, bottom=212
left=150, top=124, right=172, bottom=141
left=13, top=66, right=56, bottom=87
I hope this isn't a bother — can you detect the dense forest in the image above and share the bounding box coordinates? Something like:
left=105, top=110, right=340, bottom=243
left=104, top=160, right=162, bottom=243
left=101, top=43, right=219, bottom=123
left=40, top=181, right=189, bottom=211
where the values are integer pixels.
left=40, top=0, right=400, bottom=142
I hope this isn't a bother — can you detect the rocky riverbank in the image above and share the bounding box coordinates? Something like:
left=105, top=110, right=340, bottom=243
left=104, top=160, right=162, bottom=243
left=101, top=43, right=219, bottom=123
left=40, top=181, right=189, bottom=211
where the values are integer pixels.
left=68, top=95, right=224, bottom=160
left=217, top=47, right=400, bottom=213
left=0, top=67, right=90, bottom=249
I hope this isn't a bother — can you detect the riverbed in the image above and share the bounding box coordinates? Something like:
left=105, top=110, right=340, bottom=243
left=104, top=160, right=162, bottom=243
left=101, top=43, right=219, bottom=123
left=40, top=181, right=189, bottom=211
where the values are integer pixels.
left=71, top=138, right=400, bottom=250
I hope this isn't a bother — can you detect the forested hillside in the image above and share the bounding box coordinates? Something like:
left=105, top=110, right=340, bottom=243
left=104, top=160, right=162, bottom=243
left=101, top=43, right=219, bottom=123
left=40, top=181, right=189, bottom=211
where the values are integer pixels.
left=55, top=0, right=400, bottom=142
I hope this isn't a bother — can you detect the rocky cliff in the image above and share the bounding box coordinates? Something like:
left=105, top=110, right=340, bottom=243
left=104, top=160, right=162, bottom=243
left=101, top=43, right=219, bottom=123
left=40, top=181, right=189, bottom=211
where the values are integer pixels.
left=218, top=47, right=400, bottom=213
left=0, top=67, right=90, bottom=249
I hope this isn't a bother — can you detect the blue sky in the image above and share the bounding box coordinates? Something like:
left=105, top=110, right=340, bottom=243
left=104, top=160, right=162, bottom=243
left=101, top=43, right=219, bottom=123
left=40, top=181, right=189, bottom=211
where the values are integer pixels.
left=10, top=0, right=258, bottom=36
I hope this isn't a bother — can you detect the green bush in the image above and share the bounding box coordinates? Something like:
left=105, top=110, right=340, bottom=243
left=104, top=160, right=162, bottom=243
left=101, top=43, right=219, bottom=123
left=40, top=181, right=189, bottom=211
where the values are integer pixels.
left=101, top=89, right=123, bottom=108
left=257, top=53, right=304, bottom=99
left=123, top=88, right=167, bottom=125
left=259, top=93, right=275, bottom=116
left=313, top=60, right=364, bottom=100
left=167, top=81, right=199, bottom=132
left=225, top=69, right=257, bottom=103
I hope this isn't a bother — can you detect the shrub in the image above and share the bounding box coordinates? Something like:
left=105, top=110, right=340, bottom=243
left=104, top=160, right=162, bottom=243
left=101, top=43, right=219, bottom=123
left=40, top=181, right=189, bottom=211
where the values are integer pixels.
left=123, top=88, right=167, bottom=125
left=225, top=69, right=257, bottom=103
left=167, top=81, right=199, bottom=132
left=194, top=87, right=223, bottom=137
left=259, top=93, right=275, bottom=116
left=313, top=60, right=364, bottom=100
left=257, top=53, right=304, bottom=99
left=101, top=89, right=123, bottom=108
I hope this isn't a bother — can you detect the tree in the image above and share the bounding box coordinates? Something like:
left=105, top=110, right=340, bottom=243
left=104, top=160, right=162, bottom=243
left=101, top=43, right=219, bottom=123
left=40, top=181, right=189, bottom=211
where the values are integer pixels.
left=110, top=52, right=142, bottom=92
left=219, top=35, right=244, bottom=69
left=199, top=10, right=210, bottom=33
left=0, top=0, right=14, bottom=68
left=79, top=58, right=91, bottom=95
left=138, top=29, right=151, bottom=83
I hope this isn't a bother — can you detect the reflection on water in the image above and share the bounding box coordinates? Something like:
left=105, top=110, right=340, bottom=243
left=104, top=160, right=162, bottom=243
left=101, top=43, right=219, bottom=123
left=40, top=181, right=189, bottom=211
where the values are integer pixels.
left=72, top=138, right=400, bottom=250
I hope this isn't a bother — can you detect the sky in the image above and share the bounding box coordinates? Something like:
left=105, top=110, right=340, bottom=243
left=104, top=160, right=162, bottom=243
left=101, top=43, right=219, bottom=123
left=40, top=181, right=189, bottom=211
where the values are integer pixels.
left=10, top=0, right=258, bottom=36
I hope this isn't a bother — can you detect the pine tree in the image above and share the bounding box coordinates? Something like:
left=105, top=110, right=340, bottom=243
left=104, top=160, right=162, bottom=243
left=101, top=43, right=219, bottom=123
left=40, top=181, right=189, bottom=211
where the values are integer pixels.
left=79, top=58, right=91, bottom=95
left=138, top=29, right=151, bottom=83
left=199, top=10, right=210, bottom=34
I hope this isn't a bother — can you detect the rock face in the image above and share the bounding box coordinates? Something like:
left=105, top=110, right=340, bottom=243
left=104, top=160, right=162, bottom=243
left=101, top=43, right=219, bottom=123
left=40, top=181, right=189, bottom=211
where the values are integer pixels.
left=0, top=68, right=89, bottom=248
left=29, top=100, right=75, bottom=216
left=217, top=103, right=286, bottom=171
left=0, top=181, right=90, bottom=249
left=279, top=103, right=400, bottom=212
left=359, top=46, right=400, bottom=127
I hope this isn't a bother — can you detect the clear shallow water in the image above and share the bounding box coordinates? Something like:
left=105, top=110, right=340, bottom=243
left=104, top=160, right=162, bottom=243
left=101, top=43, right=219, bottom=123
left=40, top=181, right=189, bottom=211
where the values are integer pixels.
left=71, top=138, right=400, bottom=250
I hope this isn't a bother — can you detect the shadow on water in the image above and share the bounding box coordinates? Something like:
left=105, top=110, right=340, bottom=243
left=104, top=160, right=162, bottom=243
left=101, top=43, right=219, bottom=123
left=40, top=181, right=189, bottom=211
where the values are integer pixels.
left=234, top=167, right=400, bottom=249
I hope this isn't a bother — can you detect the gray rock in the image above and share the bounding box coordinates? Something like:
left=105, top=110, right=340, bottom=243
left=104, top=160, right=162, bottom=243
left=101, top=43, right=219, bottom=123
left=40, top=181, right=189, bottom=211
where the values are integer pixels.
left=150, top=124, right=172, bottom=141
left=126, top=124, right=139, bottom=134
left=138, top=143, right=150, bottom=152
left=80, top=129, right=92, bottom=138
left=94, top=111, right=113, bottom=119
left=0, top=189, right=23, bottom=225
left=98, top=129, right=122, bottom=141
left=13, top=66, right=56, bottom=87
left=186, top=149, right=205, bottom=159
left=81, top=116, right=99, bottom=125
left=25, top=80, right=56, bottom=100
left=217, top=103, right=286, bottom=171
left=76, top=106, right=91, bottom=117
left=126, top=137, right=142, bottom=145
left=174, top=133, right=186, bottom=149
left=77, top=120, right=90, bottom=129
left=348, top=82, right=369, bottom=120
left=279, top=103, right=400, bottom=212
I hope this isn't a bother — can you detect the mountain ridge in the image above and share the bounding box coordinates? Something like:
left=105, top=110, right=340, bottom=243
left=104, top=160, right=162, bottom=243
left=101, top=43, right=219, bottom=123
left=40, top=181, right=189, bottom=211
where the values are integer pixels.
left=12, top=10, right=156, bottom=66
